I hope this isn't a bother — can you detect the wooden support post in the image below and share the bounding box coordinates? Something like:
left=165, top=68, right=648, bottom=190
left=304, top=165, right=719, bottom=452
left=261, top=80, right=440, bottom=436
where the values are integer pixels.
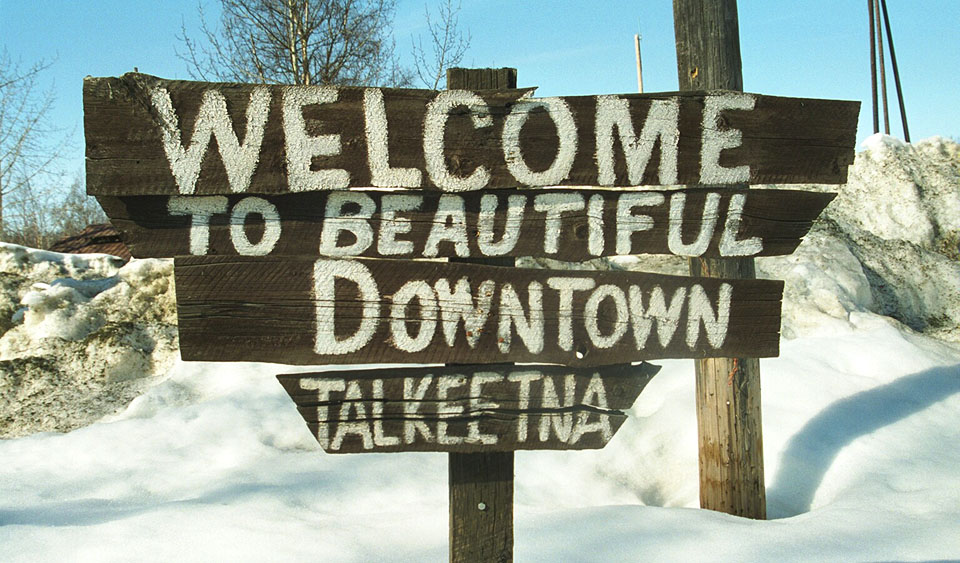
left=446, top=66, right=517, bottom=563
left=672, top=0, right=767, bottom=519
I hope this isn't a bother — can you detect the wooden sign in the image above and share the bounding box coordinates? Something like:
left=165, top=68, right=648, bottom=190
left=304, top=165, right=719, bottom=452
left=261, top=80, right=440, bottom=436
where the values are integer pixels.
left=97, top=187, right=834, bottom=260
left=84, top=74, right=858, bottom=196
left=277, top=362, right=659, bottom=453
left=175, top=256, right=783, bottom=366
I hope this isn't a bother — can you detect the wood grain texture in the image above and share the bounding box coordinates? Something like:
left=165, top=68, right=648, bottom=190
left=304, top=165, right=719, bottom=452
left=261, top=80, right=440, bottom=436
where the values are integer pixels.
left=445, top=67, right=518, bottom=563
left=97, top=187, right=834, bottom=260
left=174, top=256, right=784, bottom=366
left=84, top=73, right=858, bottom=196
left=276, top=362, right=659, bottom=453
left=676, top=0, right=767, bottom=520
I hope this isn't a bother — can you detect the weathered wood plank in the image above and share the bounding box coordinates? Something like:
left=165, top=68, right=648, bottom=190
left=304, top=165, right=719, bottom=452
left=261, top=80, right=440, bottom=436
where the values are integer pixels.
left=98, top=187, right=834, bottom=260
left=277, top=362, right=659, bottom=453
left=175, top=256, right=783, bottom=366
left=84, top=73, right=858, bottom=196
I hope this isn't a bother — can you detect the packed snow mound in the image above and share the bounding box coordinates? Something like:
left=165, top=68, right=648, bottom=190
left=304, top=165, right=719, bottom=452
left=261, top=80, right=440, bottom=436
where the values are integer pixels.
left=816, top=135, right=960, bottom=339
left=766, top=135, right=960, bottom=340
left=0, top=243, right=178, bottom=438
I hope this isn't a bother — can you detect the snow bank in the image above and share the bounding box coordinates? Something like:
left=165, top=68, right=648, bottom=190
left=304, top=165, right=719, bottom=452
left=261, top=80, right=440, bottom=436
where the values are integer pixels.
left=794, top=134, right=960, bottom=340
left=0, top=313, right=957, bottom=561
left=0, top=243, right=178, bottom=438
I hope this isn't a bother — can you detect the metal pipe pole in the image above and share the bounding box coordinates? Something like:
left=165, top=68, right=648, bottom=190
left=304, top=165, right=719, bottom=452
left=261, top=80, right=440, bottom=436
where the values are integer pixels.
left=880, top=0, right=910, bottom=141
left=635, top=33, right=644, bottom=93
left=868, top=0, right=879, bottom=134
left=874, top=0, right=890, bottom=134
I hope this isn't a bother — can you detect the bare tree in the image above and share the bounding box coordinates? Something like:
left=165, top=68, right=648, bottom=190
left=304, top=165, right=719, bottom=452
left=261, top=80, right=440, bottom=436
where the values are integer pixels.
left=2, top=176, right=106, bottom=249
left=411, top=0, right=470, bottom=89
left=177, top=0, right=412, bottom=86
left=49, top=177, right=108, bottom=239
left=0, top=51, right=70, bottom=234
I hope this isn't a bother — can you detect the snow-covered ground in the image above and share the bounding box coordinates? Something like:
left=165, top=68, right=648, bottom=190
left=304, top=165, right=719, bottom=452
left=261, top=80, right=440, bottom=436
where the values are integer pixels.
left=1, top=135, right=959, bottom=561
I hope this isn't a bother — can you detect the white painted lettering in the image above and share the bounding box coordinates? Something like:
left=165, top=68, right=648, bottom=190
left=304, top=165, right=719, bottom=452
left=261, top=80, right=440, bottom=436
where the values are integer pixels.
left=502, top=97, right=578, bottom=186
left=467, top=373, right=502, bottom=445
left=423, top=90, right=492, bottom=191
left=569, top=373, right=613, bottom=444
left=534, top=192, right=585, bottom=254
left=616, top=192, right=665, bottom=255
left=667, top=191, right=720, bottom=256
left=434, top=278, right=494, bottom=348
left=390, top=280, right=438, bottom=352
left=363, top=88, right=422, bottom=187
left=423, top=194, right=469, bottom=257
left=686, top=283, right=733, bottom=349
left=403, top=376, right=434, bottom=443
left=539, top=375, right=575, bottom=442
left=283, top=86, right=349, bottom=191
left=372, top=379, right=400, bottom=446
left=498, top=282, right=544, bottom=354
left=595, top=95, right=679, bottom=185
left=546, top=277, right=595, bottom=351
left=230, top=196, right=281, bottom=256
left=377, top=193, right=422, bottom=256
left=318, top=191, right=376, bottom=256
left=330, top=380, right=374, bottom=450
left=313, top=259, right=380, bottom=355
left=152, top=86, right=270, bottom=195
left=628, top=285, right=687, bottom=348
left=168, top=196, right=228, bottom=255
left=700, top=93, right=756, bottom=184
left=587, top=194, right=605, bottom=256
left=507, top=371, right=542, bottom=442
left=436, top=375, right=467, bottom=445
left=719, top=193, right=762, bottom=256
left=584, top=284, right=629, bottom=349
left=299, top=378, right=346, bottom=449
left=477, top=193, right=525, bottom=256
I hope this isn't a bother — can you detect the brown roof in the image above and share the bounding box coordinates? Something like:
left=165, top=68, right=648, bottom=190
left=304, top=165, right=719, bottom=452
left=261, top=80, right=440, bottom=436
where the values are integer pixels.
left=48, top=223, right=131, bottom=261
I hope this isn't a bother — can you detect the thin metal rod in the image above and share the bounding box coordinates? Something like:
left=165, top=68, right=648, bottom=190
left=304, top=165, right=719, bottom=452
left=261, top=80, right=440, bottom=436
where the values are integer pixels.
left=874, top=0, right=890, bottom=134
left=868, top=0, right=878, bottom=134
left=880, top=0, right=910, bottom=141
left=635, top=34, right=644, bottom=93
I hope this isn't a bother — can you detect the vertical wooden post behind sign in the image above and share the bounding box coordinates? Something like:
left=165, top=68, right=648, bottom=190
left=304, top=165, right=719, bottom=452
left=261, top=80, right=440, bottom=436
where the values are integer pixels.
left=673, top=0, right=767, bottom=519
left=446, top=67, right=517, bottom=562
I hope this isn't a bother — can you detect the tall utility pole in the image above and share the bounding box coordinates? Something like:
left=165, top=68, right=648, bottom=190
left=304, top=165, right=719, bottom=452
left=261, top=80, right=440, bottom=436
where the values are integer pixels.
left=672, top=0, right=767, bottom=520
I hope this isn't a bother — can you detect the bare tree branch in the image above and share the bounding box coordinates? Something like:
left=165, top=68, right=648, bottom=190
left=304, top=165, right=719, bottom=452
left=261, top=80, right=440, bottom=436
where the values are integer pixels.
left=412, top=0, right=470, bottom=89
left=0, top=50, right=72, bottom=235
left=176, top=0, right=412, bottom=87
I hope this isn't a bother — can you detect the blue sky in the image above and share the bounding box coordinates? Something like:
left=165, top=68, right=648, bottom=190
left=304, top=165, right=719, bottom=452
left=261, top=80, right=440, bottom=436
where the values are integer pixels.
left=2, top=0, right=958, bottom=182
